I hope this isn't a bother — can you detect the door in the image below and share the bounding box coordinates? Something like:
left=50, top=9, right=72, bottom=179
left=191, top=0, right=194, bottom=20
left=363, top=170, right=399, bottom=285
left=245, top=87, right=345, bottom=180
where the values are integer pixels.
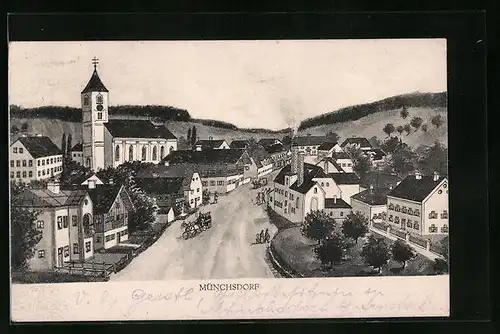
left=57, top=247, right=63, bottom=267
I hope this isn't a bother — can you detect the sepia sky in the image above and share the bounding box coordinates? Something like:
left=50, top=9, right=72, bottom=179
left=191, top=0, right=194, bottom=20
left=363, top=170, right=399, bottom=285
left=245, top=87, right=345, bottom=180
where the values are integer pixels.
left=9, top=40, right=447, bottom=130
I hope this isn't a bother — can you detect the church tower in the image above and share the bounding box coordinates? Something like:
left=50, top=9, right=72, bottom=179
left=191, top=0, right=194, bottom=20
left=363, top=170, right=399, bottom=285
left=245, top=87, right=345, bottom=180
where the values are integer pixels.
left=81, top=57, right=109, bottom=171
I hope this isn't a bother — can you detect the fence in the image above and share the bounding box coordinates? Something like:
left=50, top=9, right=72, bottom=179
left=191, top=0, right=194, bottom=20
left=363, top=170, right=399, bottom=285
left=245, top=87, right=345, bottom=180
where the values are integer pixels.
left=372, top=221, right=387, bottom=231
left=409, top=234, right=427, bottom=248
left=390, top=228, right=406, bottom=239
left=430, top=243, right=446, bottom=256
left=57, top=261, right=115, bottom=278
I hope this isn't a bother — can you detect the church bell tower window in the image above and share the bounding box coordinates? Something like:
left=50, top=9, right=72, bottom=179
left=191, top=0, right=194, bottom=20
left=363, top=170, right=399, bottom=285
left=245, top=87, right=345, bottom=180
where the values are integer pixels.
left=96, top=94, right=103, bottom=104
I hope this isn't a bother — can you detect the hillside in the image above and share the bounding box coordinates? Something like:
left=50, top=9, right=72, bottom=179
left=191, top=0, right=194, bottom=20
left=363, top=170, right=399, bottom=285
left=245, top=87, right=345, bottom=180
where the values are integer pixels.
left=297, top=106, right=448, bottom=148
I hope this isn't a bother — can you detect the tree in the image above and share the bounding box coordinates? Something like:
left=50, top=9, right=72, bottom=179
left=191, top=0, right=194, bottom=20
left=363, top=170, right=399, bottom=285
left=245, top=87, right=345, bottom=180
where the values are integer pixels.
left=10, top=181, right=43, bottom=270
left=421, top=124, right=428, bottom=132
left=191, top=126, right=197, bottom=146
left=391, top=239, right=415, bottom=269
left=326, top=131, right=340, bottom=143
left=341, top=211, right=369, bottom=243
left=380, top=136, right=400, bottom=154
left=433, top=258, right=448, bottom=274
left=368, top=136, right=382, bottom=149
left=403, top=124, right=412, bottom=135
left=431, top=115, right=444, bottom=128
left=20, top=122, right=29, bottom=132
left=11, top=125, right=19, bottom=134
left=410, top=117, right=423, bottom=131
left=187, top=127, right=192, bottom=144
left=396, top=125, right=404, bottom=135
left=383, top=123, right=395, bottom=137
left=387, top=144, right=417, bottom=177
left=400, top=105, right=409, bottom=119
left=417, top=141, right=448, bottom=176
left=301, top=210, right=335, bottom=245
left=66, top=133, right=73, bottom=161
left=361, top=235, right=390, bottom=273
left=315, top=233, right=349, bottom=268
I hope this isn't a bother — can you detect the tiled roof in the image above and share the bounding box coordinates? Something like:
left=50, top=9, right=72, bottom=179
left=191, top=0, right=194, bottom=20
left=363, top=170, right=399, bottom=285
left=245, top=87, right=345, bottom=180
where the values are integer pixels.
left=330, top=173, right=361, bottom=185
left=105, top=120, right=177, bottom=140
left=274, top=163, right=327, bottom=194
left=195, top=139, right=227, bottom=149
left=351, top=188, right=391, bottom=206
left=316, top=157, right=345, bottom=173
left=81, top=70, right=109, bottom=93
left=135, top=177, right=185, bottom=196
left=162, top=149, right=246, bottom=165
left=292, top=136, right=328, bottom=147
left=200, top=166, right=244, bottom=178
left=230, top=140, right=250, bottom=149
left=136, top=165, right=194, bottom=189
left=258, top=138, right=282, bottom=147
left=318, top=142, right=337, bottom=151
left=15, top=189, right=88, bottom=208
left=324, top=198, right=352, bottom=209
left=340, top=137, right=372, bottom=148
left=388, top=174, right=447, bottom=202
left=87, top=184, right=127, bottom=215
left=359, top=171, right=402, bottom=190
left=71, top=143, right=83, bottom=152
left=333, top=152, right=352, bottom=160
left=265, top=143, right=287, bottom=154
left=16, top=136, right=62, bottom=159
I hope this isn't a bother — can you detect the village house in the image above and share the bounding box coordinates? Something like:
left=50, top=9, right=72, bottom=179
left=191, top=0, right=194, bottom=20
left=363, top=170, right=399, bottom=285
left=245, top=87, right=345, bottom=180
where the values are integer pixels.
left=359, top=171, right=402, bottom=192
left=291, top=135, right=329, bottom=156
left=199, top=166, right=245, bottom=194
left=10, top=135, right=63, bottom=182
left=194, top=138, right=230, bottom=151
left=71, top=143, right=84, bottom=165
left=317, top=141, right=343, bottom=159
left=264, top=143, right=291, bottom=170
left=13, top=178, right=94, bottom=271
left=340, top=137, right=373, bottom=151
left=386, top=171, right=448, bottom=237
left=87, top=181, right=134, bottom=251
left=136, top=164, right=203, bottom=210
left=350, top=186, right=393, bottom=225
left=67, top=172, right=105, bottom=188
left=329, top=172, right=362, bottom=202
left=333, top=151, right=355, bottom=173
left=323, top=196, right=352, bottom=222
left=229, top=140, right=251, bottom=149
left=245, top=144, right=274, bottom=178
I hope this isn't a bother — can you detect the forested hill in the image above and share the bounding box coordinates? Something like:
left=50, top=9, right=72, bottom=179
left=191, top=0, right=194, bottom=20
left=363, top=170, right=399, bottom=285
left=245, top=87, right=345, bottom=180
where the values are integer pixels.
left=298, top=92, right=447, bottom=131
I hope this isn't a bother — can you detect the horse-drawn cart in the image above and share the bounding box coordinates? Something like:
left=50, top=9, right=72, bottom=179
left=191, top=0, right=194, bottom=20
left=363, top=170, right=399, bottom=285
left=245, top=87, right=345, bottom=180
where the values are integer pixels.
left=181, top=212, right=212, bottom=240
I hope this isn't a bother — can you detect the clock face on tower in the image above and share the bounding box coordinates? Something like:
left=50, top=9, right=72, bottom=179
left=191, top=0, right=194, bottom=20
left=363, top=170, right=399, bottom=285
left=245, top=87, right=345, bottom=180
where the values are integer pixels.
left=96, top=104, right=104, bottom=111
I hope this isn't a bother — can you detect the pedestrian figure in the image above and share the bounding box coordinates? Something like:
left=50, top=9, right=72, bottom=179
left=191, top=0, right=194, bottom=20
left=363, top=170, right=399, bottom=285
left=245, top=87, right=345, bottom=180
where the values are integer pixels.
left=259, top=229, right=265, bottom=243
left=264, top=228, right=271, bottom=243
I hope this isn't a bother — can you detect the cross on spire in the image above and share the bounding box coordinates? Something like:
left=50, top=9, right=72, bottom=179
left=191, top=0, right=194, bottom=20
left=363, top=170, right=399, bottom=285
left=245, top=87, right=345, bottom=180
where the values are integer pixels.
left=92, top=57, right=99, bottom=70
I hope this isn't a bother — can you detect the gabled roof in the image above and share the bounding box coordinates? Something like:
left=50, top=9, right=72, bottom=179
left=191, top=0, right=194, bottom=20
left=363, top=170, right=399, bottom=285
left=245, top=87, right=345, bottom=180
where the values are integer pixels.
left=136, top=164, right=194, bottom=189
left=104, top=120, right=177, bottom=140
left=87, top=184, right=132, bottom=215
left=135, top=177, right=186, bottom=196
left=67, top=172, right=103, bottom=186
left=265, top=143, right=287, bottom=154
left=359, top=171, right=402, bottom=190
left=318, top=142, right=338, bottom=151
left=162, top=149, right=246, bottom=165
left=351, top=187, right=392, bottom=206
left=274, top=163, right=328, bottom=194
left=329, top=173, right=361, bottom=185
left=195, top=139, right=227, bottom=149
left=71, top=143, right=83, bottom=152
left=316, top=157, right=345, bottom=173
left=230, top=140, right=250, bottom=149
left=292, top=135, right=328, bottom=147
left=340, top=137, right=372, bottom=148
left=15, top=189, right=88, bottom=208
left=258, top=138, right=282, bottom=147
left=388, top=174, right=447, bottom=202
left=81, top=70, right=109, bottom=94
left=324, top=198, right=352, bottom=209
left=15, top=136, right=62, bottom=159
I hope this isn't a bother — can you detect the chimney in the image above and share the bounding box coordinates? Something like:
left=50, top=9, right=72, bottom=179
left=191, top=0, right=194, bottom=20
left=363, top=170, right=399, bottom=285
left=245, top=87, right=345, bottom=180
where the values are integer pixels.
left=88, top=179, right=96, bottom=189
left=433, top=171, right=439, bottom=181
left=415, top=171, right=422, bottom=180
left=297, top=152, right=305, bottom=186
left=291, top=146, right=299, bottom=174
left=47, top=178, right=60, bottom=194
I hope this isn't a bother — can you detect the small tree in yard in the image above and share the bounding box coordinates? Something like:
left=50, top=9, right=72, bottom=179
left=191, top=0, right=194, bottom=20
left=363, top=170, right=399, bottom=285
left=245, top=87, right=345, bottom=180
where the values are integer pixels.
left=10, top=181, right=43, bottom=270
left=361, top=235, right=390, bottom=273
left=315, top=233, right=349, bottom=269
left=403, top=124, right=412, bottom=135
left=383, top=123, right=395, bottom=137
left=400, top=105, right=409, bottom=119
left=431, top=115, right=444, bottom=128
left=391, top=239, right=416, bottom=269
left=410, top=117, right=423, bottom=131
left=301, top=210, right=335, bottom=245
left=342, top=211, right=369, bottom=243
left=396, top=125, right=404, bottom=136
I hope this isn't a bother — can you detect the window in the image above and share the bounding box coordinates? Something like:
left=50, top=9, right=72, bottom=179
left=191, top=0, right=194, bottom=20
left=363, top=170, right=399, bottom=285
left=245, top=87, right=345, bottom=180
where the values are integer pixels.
left=16, top=171, right=21, bottom=178
left=19, top=147, right=24, bottom=153
left=408, top=208, right=413, bottom=215
left=389, top=215, right=393, bottom=222
left=389, top=203, right=395, bottom=210
left=190, top=199, right=194, bottom=204
left=415, top=209, right=420, bottom=217
left=402, top=207, right=407, bottom=214
left=13, top=147, right=17, bottom=153
left=16, top=160, right=20, bottom=167
left=41, top=159, right=45, bottom=166
left=115, top=145, right=120, bottom=161
left=290, top=194, right=294, bottom=200
left=85, top=241, right=91, bottom=252
left=50, top=158, right=53, bottom=164
left=402, top=218, right=406, bottom=224
left=96, top=94, right=103, bottom=103
left=38, top=171, right=41, bottom=177
left=160, top=146, right=165, bottom=159
left=152, top=146, right=157, bottom=160
left=441, top=210, right=448, bottom=219
left=37, top=160, right=40, bottom=166
left=326, top=182, right=329, bottom=187
left=96, top=236, right=102, bottom=243
left=210, top=181, right=216, bottom=186
left=373, top=213, right=378, bottom=220
left=314, top=188, right=318, bottom=194
left=342, top=163, right=346, bottom=167
left=36, top=220, right=44, bottom=229
left=285, top=191, right=288, bottom=197
left=22, top=171, right=27, bottom=178
left=441, top=224, right=449, bottom=233
left=141, top=147, right=147, bottom=161
left=63, top=216, right=69, bottom=228
left=129, top=146, right=134, bottom=161
left=340, top=211, right=344, bottom=216
left=97, top=112, right=103, bottom=120
left=84, top=96, right=90, bottom=105
left=38, top=250, right=45, bottom=258
left=407, top=220, right=412, bottom=228
left=28, top=171, right=33, bottom=178
left=429, top=211, right=438, bottom=219
left=42, top=170, right=45, bottom=176
left=46, top=158, right=49, bottom=164
left=50, top=168, right=54, bottom=175
left=28, top=160, right=33, bottom=167
left=296, top=197, right=300, bottom=208
left=395, top=205, right=401, bottom=212
left=10, top=160, right=13, bottom=167
left=73, top=243, right=79, bottom=254
left=413, top=222, right=419, bottom=229
left=321, top=182, right=324, bottom=186
left=64, top=246, right=69, bottom=257
left=394, top=216, right=400, bottom=223
left=72, top=215, right=78, bottom=226
left=197, top=188, right=200, bottom=193
left=202, top=181, right=207, bottom=186
left=217, top=181, right=224, bottom=186
left=429, top=224, right=437, bottom=233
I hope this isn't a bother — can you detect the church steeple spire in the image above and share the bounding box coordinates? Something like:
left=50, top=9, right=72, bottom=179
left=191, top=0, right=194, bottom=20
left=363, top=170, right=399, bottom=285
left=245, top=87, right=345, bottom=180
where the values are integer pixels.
left=81, top=57, right=108, bottom=94
left=92, top=56, right=99, bottom=71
